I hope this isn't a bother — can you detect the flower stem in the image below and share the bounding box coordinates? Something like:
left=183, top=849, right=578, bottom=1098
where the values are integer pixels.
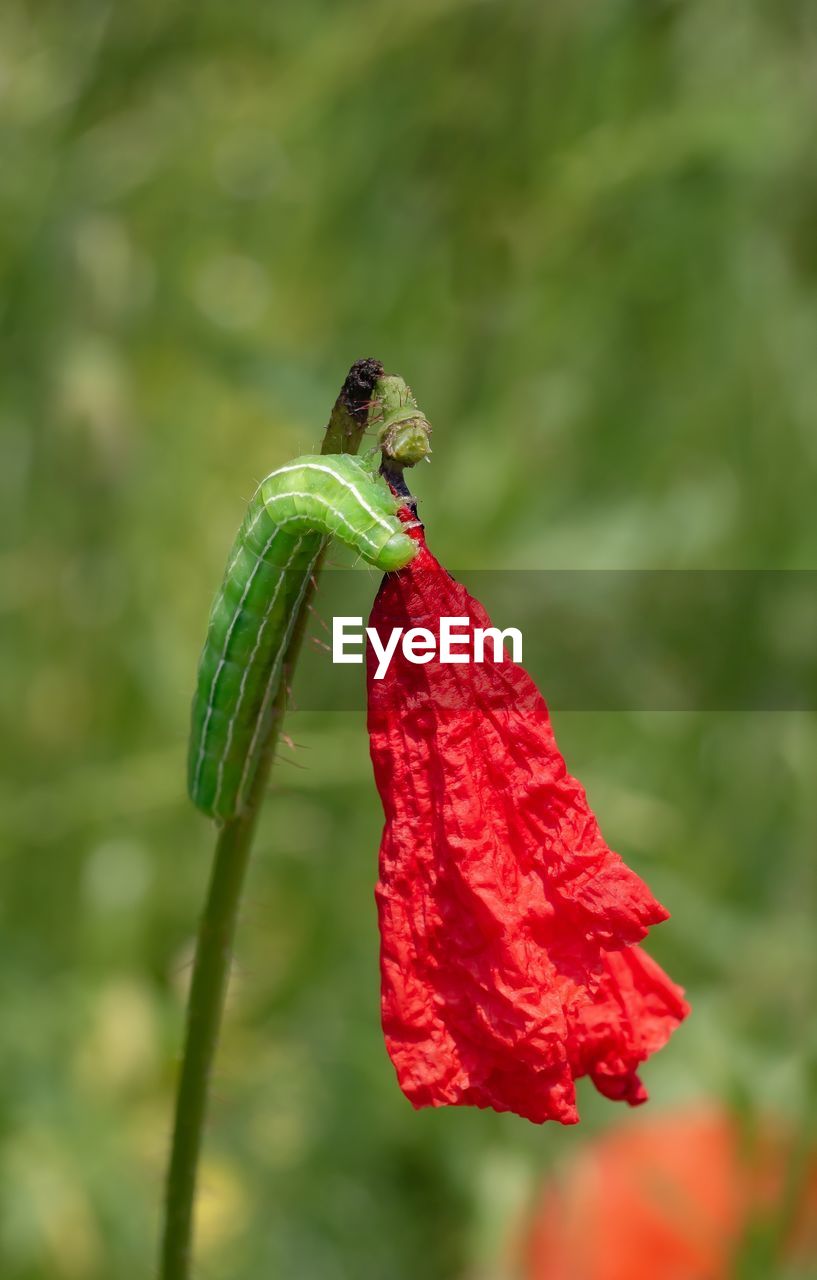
left=160, top=805, right=259, bottom=1280
left=159, top=360, right=382, bottom=1280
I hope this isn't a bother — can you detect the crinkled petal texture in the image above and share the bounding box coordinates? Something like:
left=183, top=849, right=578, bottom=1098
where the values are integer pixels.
left=367, top=519, right=689, bottom=1125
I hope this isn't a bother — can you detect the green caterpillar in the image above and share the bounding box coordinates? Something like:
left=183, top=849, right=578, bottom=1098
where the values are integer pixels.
left=188, top=375, right=430, bottom=822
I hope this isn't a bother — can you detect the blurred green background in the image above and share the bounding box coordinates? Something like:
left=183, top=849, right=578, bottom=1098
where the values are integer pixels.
left=2, top=1, right=817, bottom=1277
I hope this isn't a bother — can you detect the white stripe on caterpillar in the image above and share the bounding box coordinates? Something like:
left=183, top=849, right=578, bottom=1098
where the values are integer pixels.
left=263, top=488, right=384, bottom=551
left=207, top=504, right=267, bottom=627
left=192, top=527, right=281, bottom=800
left=262, top=461, right=395, bottom=535
left=234, top=540, right=325, bottom=812
left=212, top=534, right=306, bottom=814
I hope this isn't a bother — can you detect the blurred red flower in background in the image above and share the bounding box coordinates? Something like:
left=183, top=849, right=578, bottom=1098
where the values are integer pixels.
left=367, top=516, right=688, bottom=1124
left=523, top=1104, right=817, bottom=1280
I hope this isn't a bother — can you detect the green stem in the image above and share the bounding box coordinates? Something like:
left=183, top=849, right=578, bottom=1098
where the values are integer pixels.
left=159, top=360, right=381, bottom=1280
left=159, top=805, right=259, bottom=1280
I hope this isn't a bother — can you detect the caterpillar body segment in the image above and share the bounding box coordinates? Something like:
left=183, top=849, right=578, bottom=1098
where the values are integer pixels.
left=189, top=454, right=416, bottom=821
left=258, top=455, right=415, bottom=571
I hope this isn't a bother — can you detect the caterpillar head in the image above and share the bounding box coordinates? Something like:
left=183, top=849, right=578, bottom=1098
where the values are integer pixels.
left=381, top=409, right=432, bottom=466
left=374, top=375, right=432, bottom=468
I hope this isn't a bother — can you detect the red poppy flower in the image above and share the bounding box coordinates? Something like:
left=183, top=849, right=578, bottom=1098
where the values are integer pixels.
left=366, top=513, right=689, bottom=1124
left=523, top=1104, right=817, bottom=1278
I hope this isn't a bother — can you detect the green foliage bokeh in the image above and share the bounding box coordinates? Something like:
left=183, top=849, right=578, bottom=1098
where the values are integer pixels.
left=1, top=1, right=816, bottom=1277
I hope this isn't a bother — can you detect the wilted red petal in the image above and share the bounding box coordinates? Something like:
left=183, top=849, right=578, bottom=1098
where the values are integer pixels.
left=571, top=946, right=690, bottom=1106
left=367, top=517, right=689, bottom=1124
